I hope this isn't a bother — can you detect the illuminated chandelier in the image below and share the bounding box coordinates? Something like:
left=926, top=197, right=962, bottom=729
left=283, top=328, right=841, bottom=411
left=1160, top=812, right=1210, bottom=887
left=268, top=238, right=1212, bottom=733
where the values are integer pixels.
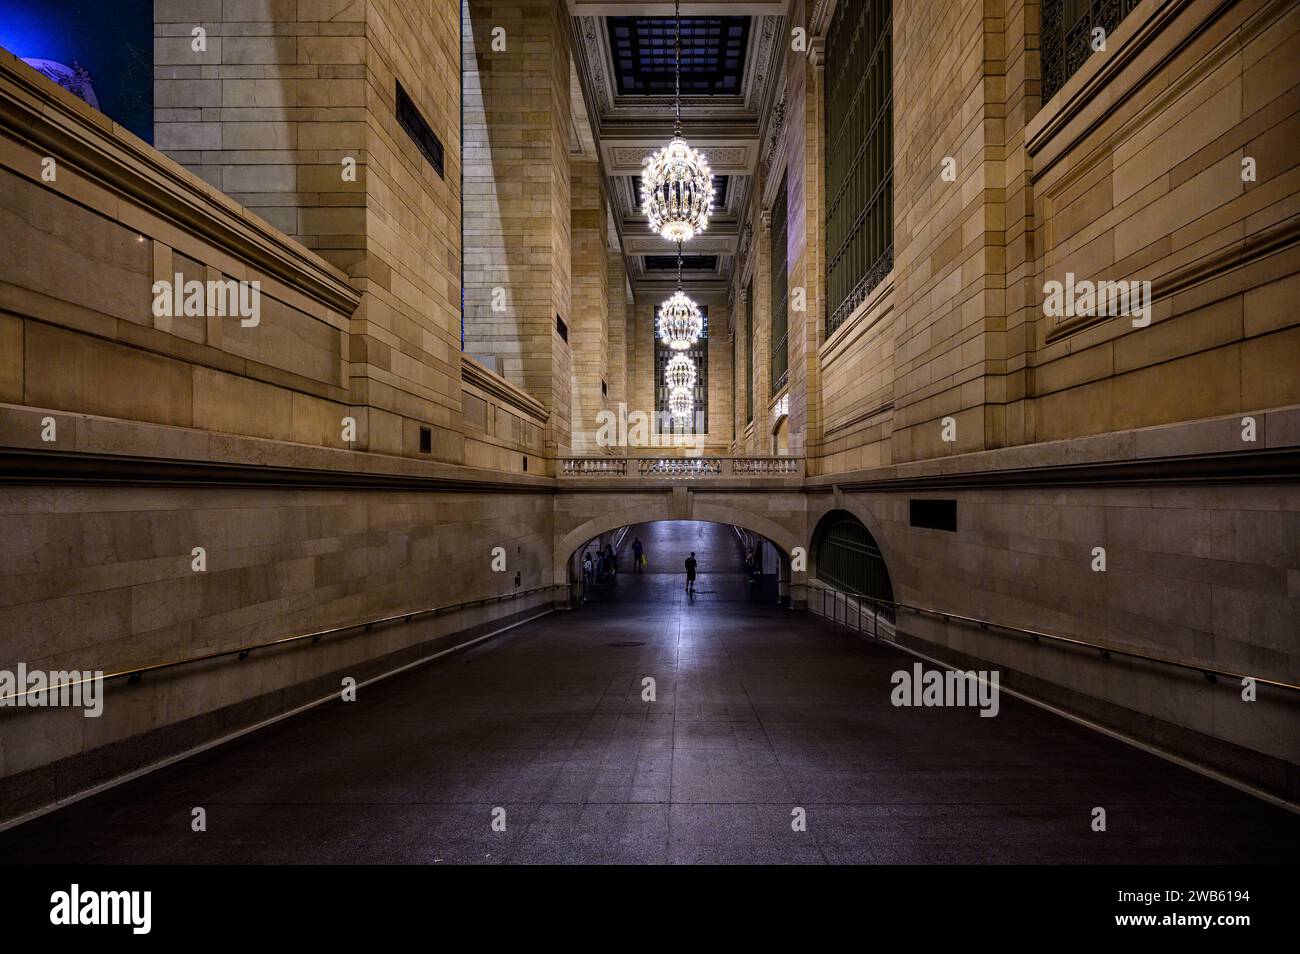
left=639, top=0, right=713, bottom=243
left=657, top=248, right=703, bottom=351
left=664, top=353, right=697, bottom=390
left=668, top=386, right=694, bottom=420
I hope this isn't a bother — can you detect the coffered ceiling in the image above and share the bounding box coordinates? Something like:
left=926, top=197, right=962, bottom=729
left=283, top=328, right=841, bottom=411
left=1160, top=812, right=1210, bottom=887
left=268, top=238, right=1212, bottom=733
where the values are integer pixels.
left=568, top=1, right=788, bottom=294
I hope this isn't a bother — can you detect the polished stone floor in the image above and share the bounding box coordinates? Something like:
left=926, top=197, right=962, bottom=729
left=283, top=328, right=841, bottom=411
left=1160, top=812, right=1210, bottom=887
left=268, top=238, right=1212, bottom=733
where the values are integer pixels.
left=1, top=521, right=1295, bottom=864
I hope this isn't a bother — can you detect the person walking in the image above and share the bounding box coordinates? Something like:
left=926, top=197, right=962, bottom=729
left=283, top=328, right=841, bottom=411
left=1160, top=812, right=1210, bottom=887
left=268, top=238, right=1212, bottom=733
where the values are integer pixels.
left=684, top=551, right=697, bottom=596
left=632, top=536, right=644, bottom=573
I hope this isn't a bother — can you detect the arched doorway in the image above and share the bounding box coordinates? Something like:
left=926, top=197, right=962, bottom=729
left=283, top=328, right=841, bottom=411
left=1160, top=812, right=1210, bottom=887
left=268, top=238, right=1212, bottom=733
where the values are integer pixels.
left=772, top=415, right=789, bottom=455
left=566, top=520, right=791, bottom=606
left=811, top=509, right=895, bottom=620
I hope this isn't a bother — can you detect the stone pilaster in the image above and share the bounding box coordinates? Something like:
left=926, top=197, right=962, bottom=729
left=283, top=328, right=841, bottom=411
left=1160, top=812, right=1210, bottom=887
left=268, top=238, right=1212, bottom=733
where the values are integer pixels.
left=461, top=0, right=572, bottom=456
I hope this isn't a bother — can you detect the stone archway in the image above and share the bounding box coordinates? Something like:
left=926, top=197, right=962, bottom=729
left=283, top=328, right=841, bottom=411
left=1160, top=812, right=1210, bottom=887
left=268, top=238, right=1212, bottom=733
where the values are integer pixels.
left=554, top=504, right=802, bottom=586
left=808, top=507, right=897, bottom=614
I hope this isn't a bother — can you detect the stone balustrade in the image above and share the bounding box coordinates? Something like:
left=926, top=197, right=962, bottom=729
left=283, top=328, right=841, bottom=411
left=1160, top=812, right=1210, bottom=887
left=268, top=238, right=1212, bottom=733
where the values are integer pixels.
left=559, top=457, right=805, bottom=480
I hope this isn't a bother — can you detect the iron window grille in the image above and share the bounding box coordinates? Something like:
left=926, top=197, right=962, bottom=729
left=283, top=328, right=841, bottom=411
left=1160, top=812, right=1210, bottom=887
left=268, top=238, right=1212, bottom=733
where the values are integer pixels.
left=770, top=174, right=789, bottom=397
left=1041, top=0, right=1141, bottom=105
left=825, top=0, right=893, bottom=338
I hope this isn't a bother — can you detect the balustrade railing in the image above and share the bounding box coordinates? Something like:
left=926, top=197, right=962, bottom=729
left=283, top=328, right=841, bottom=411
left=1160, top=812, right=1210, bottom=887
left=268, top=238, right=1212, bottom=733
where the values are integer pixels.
left=561, top=457, right=628, bottom=476
left=638, top=458, right=721, bottom=478
left=559, top=457, right=805, bottom=479
left=733, top=457, right=800, bottom=475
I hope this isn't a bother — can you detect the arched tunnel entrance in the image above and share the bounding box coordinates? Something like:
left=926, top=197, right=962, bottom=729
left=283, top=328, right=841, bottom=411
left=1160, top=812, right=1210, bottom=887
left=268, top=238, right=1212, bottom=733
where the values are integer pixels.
left=566, top=520, right=790, bottom=607
left=809, top=509, right=896, bottom=622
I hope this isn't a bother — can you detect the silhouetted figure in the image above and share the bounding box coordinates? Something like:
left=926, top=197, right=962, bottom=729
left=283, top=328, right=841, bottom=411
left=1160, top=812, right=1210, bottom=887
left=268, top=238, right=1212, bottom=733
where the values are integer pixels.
left=632, top=537, right=644, bottom=573
left=684, top=551, right=697, bottom=595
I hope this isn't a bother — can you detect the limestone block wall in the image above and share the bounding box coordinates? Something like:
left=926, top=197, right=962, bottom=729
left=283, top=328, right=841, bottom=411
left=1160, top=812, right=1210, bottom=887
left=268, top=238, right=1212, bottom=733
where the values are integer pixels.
left=0, top=50, right=358, bottom=454
left=1022, top=0, right=1300, bottom=443
left=813, top=412, right=1300, bottom=796
left=461, top=0, right=573, bottom=456
left=154, top=0, right=368, bottom=272
left=816, top=280, right=896, bottom=473
left=784, top=0, right=1300, bottom=476
left=460, top=354, right=548, bottom=474
left=569, top=160, right=609, bottom=454
left=0, top=40, right=553, bottom=817
left=606, top=250, right=630, bottom=418
left=0, top=478, right=555, bottom=816
left=782, top=0, right=816, bottom=461
left=154, top=0, right=469, bottom=464
left=883, top=0, right=1006, bottom=463
left=351, top=0, right=465, bottom=462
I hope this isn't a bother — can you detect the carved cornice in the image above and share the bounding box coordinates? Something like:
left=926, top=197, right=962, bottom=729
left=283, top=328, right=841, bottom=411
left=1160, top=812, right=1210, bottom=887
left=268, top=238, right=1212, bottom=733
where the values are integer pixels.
left=809, top=0, right=839, bottom=37
left=761, top=90, right=787, bottom=177
left=461, top=354, right=549, bottom=424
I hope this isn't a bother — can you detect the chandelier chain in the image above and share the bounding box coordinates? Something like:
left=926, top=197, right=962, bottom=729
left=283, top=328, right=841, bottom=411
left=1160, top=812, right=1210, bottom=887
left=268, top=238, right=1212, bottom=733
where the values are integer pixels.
left=674, top=0, right=681, bottom=134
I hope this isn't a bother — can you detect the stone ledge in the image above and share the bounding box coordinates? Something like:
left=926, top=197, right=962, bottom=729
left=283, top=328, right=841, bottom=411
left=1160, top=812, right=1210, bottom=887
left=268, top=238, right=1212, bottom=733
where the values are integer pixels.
left=0, top=50, right=361, bottom=317
left=808, top=405, right=1300, bottom=490
left=0, top=403, right=554, bottom=492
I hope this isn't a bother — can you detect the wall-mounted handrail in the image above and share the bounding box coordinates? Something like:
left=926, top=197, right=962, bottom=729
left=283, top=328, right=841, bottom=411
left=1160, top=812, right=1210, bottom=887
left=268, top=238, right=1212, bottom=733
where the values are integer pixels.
left=0, top=584, right=563, bottom=705
left=807, top=580, right=1300, bottom=693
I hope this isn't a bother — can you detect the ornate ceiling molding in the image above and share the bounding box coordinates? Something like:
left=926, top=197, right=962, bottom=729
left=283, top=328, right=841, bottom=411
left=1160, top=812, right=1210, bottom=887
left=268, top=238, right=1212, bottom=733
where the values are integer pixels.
left=569, top=8, right=790, bottom=291
left=575, top=15, right=785, bottom=128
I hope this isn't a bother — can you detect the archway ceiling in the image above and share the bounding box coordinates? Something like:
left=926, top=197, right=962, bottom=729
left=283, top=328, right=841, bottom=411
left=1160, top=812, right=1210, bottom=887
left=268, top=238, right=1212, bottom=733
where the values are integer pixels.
left=569, top=3, right=789, bottom=293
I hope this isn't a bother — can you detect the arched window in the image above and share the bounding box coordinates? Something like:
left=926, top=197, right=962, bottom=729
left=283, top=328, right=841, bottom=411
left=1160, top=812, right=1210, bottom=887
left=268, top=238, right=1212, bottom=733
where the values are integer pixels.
left=813, top=510, right=894, bottom=620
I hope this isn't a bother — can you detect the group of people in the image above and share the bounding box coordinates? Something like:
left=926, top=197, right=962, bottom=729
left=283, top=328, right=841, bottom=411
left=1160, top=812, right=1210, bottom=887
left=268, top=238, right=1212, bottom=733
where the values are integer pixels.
left=577, top=537, right=708, bottom=600
left=581, top=543, right=618, bottom=593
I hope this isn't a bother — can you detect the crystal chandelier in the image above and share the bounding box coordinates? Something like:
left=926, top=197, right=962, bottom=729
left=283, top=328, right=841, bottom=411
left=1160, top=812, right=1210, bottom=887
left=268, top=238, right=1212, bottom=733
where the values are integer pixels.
left=664, top=353, right=697, bottom=390
left=658, top=291, right=703, bottom=350
left=668, top=386, right=694, bottom=420
left=640, top=0, right=713, bottom=243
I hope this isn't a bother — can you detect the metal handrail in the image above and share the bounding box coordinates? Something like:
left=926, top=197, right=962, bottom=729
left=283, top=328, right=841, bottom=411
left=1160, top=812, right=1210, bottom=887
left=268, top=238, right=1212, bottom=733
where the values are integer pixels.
left=807, top=580, right=1300, bottom=692
left=0, top=584, right=563, bottom=704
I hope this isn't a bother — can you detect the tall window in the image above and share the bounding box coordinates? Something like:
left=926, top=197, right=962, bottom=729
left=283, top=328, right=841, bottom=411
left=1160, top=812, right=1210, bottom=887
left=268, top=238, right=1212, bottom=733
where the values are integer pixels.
left=656, top=308, right=709, bottom=432
left=744, top=279, right=753, bottom=425
left=825, top=0, right=892, bottom=338
left=1042, top=0, right=1140, bottom=104
left=769, top=175, right=788, bottom=396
